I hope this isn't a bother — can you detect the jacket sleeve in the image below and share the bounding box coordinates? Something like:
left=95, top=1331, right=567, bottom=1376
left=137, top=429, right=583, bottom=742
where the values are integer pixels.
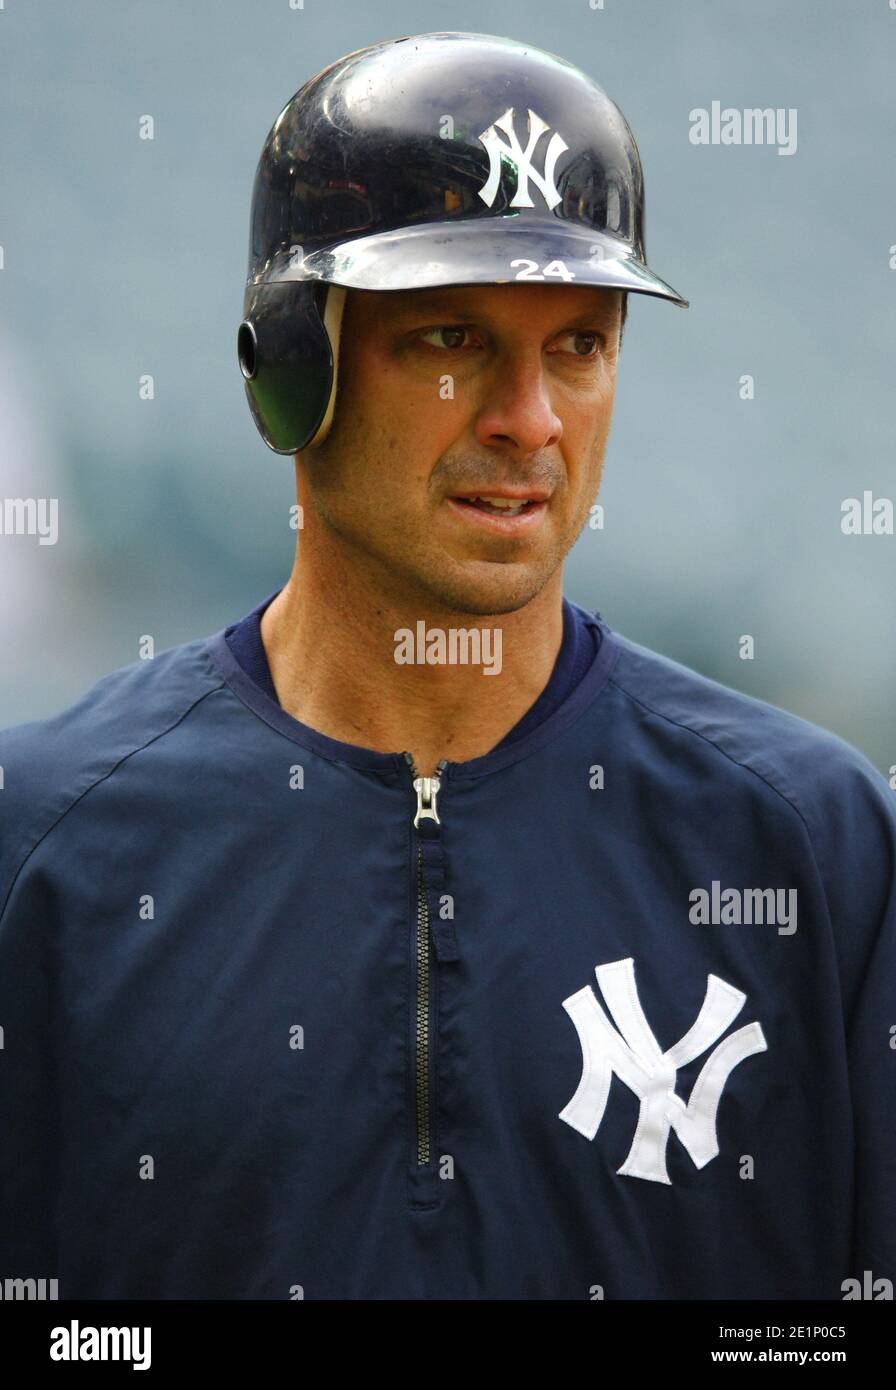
left=815, top=752, right=896, bottom=1293
left=0, top=743, right=59, bottom=1284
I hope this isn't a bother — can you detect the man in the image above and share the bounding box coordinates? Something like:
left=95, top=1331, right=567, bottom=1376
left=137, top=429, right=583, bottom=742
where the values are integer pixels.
left=1, top=32, right=894, bottom=1301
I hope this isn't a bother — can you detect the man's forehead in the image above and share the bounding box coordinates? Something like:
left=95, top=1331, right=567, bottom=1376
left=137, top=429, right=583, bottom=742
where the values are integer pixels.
left=371, top=283, right=621, bottom=320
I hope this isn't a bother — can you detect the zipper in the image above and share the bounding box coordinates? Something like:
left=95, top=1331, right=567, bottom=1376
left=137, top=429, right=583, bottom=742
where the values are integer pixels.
left=403, top=752, right=450, bottom=1173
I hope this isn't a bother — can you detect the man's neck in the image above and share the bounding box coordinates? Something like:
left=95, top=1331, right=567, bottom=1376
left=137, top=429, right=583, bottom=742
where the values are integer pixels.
left=259, top=568, right=564, bottom=778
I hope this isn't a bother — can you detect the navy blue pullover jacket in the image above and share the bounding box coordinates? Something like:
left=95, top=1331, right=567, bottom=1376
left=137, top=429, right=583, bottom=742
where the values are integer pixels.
left=1, top=602, right=894, bottom=1300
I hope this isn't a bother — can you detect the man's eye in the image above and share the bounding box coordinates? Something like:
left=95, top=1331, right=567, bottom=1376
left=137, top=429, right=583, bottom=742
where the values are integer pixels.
left=555, top=331, right=602, bottom=358
left=419, top=326, right=474, bottom=350
left=416, top=327, right=604, bottom=355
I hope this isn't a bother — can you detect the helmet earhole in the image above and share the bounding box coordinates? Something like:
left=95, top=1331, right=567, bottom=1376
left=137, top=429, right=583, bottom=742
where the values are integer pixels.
left=237, top=321, right=258, bottom=380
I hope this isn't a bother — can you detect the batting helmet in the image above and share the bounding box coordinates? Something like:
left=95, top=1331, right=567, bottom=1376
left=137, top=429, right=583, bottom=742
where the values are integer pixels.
left=237, top=31, right=688, bottom=455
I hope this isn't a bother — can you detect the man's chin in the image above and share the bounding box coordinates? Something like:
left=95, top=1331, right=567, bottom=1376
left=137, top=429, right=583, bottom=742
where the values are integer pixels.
left=419, top=559, right=555, bottom=619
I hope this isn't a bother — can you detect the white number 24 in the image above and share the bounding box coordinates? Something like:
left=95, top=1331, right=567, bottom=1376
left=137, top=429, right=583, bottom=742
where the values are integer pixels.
left=510, top=258, right=575, bottom=282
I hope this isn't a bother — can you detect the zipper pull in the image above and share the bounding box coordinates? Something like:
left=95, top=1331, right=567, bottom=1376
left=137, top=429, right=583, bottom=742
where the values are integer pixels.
left=413, top=776, right=441, bottom=828
left=419, top=797, right=459, bottom=965
left=405, top=755, right=457, bottom=964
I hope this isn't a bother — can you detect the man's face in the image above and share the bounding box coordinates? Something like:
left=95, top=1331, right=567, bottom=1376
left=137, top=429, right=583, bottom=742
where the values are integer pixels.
left=300, top=281, right=623, bottom=616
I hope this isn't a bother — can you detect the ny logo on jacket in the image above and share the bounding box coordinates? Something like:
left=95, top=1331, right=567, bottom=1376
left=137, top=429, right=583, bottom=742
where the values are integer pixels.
left=560, top=957, right=768, bottom=1184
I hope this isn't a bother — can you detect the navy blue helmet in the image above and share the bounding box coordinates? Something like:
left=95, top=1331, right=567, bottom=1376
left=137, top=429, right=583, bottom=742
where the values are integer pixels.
left=238, top=31, right=688, bottom=454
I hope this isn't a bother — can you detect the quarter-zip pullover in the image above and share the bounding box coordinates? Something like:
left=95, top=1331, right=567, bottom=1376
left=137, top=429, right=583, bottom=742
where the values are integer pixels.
left=1, top=603, right=894, bottom=1299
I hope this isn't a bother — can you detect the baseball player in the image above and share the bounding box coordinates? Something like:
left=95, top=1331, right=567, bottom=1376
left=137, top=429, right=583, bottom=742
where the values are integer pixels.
left=1, top=32, right=894, bottom=1301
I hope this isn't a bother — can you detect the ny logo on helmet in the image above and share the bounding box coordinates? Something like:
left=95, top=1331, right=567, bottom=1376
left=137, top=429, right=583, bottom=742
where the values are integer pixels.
left=560, top=957, right=768, bottom=1184
left=477, top=107, right=568, bottom=211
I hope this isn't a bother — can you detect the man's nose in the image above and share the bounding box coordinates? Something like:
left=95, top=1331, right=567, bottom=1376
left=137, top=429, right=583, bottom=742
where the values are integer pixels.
left=472, top=353, right=563, bottom=455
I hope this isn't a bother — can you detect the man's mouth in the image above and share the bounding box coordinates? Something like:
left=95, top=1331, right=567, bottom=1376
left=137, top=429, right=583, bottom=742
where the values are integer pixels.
left=455, top=503, right=530, bottom=519
left=448, top=491, right=550, bottom=517
left=444, top=489, right=547, bottom=530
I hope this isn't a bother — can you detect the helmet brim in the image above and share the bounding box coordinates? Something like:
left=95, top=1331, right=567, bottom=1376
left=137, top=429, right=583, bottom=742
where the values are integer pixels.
left=286, top=218, right=687, bottom=307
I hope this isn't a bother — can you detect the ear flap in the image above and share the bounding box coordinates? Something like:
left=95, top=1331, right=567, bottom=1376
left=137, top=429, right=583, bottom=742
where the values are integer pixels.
left=238, top=281, right=346, bottom=454
left=305, top=284, right=347, bottom=449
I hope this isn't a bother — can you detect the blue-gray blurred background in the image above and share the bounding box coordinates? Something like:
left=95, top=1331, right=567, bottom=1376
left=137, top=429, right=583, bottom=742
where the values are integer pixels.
left=1, top=0, right=894, bottom=771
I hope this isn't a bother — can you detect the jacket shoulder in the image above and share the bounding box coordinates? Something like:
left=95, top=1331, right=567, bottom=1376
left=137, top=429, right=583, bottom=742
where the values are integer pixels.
left=606, top=629, right=895, bottom=855
left=0, top=637, right=224, bottom=914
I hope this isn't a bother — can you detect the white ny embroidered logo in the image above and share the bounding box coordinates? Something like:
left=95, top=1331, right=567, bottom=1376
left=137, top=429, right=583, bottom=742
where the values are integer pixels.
left=476, top=107, right=568, bottom=211
left=560, top=957, right=768, bottom=1184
